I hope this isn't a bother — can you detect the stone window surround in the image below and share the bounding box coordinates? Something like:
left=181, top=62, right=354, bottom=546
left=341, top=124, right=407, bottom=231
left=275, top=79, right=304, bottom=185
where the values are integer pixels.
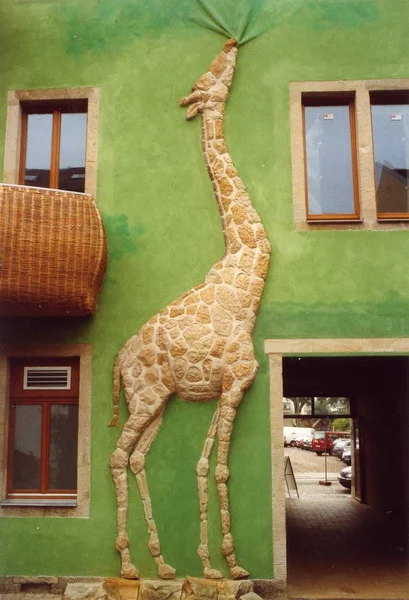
left=264, top=337, right=409, bottom=584
left=290, top=79, right=409, bottom=231
left=0, top=344, right=92, bottom=518
left=3, top=87, right=100, bottom=197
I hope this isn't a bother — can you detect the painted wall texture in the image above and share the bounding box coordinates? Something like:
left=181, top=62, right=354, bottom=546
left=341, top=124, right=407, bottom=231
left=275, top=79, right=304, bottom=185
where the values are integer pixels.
left=0, top=0, right=408, bottom=581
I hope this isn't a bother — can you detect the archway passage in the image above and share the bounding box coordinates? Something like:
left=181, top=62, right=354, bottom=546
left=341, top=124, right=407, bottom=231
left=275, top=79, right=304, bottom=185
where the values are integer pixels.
left=283, top=356, right=409, bottom=599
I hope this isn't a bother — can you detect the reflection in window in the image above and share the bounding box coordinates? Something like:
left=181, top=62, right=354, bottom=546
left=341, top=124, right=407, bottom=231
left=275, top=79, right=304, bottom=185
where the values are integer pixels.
left=20, top=104, right=87, bottom=192
left=283, top=396, right=350, bottom=416
left=304, top=102, right=358, bottom=218
left=8, top=358, right=80, bottom=498
left=314, top=397, right=350, bottom=416
left=371, top=100, right=409, bottom=217
left=24, top=114, right=53, bottom=188
left=59, top=113, right=87, bottom=193
left=12, top=405, right=42, bottom=490
left=48, top=405, right=78, bottom=490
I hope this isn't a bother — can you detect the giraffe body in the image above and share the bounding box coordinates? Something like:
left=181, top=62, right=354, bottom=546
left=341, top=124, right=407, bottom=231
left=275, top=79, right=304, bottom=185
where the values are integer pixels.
left=110, top=39, right=271, bottom=581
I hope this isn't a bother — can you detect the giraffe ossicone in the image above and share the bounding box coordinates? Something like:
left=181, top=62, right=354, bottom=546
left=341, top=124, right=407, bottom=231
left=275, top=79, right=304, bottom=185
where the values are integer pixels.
left=110, top=38, right=272, bottom=581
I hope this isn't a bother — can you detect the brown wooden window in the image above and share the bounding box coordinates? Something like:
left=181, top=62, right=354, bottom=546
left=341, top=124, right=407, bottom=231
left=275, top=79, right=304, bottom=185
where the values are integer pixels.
left=371, top=91, right=409, bottom=220
left=7, top=357, right=79, bottom=500
left=303, top=94, right=360, bottom=221
left=19, top=100, right=87, bottom=193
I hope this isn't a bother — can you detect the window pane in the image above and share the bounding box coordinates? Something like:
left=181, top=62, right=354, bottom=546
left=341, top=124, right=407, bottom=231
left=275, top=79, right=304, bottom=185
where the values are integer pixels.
left=372, top=103, right=409, bottom=215
left=12, top=404, right=42, bottom=490
left=58, top=113, right=87, bottom=193
left=24, top=113, right=53, bottom=188
left=313, top=397, right=350, bottom=416
left=283, top=397, right=313, bottom=415
left=48, top=404, right=78, bottom=490
left=305, top=105, right=356, bottom=215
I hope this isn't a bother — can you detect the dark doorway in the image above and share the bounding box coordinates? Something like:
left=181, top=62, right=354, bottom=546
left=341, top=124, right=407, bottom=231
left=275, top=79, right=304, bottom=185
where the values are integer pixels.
left=283, top=356, right=409, bottom=598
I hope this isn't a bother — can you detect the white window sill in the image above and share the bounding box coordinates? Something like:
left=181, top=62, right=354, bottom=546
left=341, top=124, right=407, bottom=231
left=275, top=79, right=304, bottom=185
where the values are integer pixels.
left=1, top=499, right=77, bottom=507
left=306, top=218, right=363, bottom=224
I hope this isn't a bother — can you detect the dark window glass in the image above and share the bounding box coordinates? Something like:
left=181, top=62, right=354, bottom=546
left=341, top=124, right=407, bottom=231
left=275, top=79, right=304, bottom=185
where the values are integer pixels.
left=12, top=405, right=42, bottom=490
left=305, top=104, right=357, bottom=217
left=59, top=113, right=87, bottom=193
left=48, top=404, right=78, bottom=490
left=8, top=358, right=79, bottom=498
left=372, top=103, right=409, bottom=216
left=21, top=106, right=87, bottom=192
left=24, top=114, right=53, bottom=188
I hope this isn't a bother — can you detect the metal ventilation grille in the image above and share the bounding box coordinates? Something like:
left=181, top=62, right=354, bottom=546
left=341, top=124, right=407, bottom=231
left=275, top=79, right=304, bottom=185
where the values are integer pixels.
left=23, top=366, right=72, bottom=390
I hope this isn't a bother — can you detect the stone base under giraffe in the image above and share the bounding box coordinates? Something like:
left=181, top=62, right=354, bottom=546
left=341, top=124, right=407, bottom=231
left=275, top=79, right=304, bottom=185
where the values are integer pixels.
left=103, top=576, right=254, bottom=600
left=0, top=576, right=286, bottom=600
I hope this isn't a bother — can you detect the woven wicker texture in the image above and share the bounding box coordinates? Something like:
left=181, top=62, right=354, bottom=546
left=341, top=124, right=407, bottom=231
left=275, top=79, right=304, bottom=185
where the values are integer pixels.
left=0, top=184, right=108, bottom=317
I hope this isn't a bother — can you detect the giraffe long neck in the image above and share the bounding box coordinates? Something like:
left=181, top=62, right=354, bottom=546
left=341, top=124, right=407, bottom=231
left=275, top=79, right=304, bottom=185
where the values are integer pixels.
left=201, top=97, right=271, bottom=303
left=201, top=106, right=270, bottom=258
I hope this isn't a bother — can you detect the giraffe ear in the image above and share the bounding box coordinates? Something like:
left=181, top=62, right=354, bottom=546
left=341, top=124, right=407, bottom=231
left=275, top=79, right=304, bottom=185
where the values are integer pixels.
left=186, top=102, right=203, bottom=121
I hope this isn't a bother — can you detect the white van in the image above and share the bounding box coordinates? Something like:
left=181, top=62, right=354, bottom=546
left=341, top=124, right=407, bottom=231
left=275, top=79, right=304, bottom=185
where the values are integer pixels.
left=283, top=426, right=314, bottom=447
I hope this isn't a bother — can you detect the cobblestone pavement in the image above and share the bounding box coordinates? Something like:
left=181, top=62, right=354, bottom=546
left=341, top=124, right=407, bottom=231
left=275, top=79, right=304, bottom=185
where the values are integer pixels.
left=287, top=495, right=409, bottom=599
left=285, top=446, right=347, bottom=479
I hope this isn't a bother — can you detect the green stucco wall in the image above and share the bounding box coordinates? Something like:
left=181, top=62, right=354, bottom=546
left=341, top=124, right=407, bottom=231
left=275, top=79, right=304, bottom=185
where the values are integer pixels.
left=0, top=0, right=408, bottom=580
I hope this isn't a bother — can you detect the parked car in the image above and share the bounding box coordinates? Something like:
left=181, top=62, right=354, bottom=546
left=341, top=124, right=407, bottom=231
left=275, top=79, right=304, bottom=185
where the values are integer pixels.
left=312, top=431, right=350, bottom=456
left=295, top=435, right=304, bottom=448
left=338, top=465, right=352, bottom=489
left=342, top=448, right=351, bottom=465
left=302, top=436, right=312, bottom=451
left=283, top=426, right=314, bottom=447
left=332, top=439, right=351, bottom=458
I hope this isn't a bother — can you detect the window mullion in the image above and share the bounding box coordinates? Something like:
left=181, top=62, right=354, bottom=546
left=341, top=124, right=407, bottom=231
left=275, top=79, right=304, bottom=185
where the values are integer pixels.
left=50, top=110, right=61, bottom=189
left=349, top=99, right=360, bottom=219
left=6, top=402, right=16, bottom=493
left=18, top=112, right=28, bottom=185
left=40, top=401, right=50, bottom=493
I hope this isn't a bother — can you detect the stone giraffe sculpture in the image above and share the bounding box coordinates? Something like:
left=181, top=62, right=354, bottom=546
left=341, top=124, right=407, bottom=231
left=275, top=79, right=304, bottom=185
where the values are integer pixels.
left=109, top=38, right=271, bottom=582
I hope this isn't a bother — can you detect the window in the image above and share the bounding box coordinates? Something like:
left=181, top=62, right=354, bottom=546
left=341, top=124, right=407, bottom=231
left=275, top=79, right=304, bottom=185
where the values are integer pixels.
left=371, top=91, right=409, bottom=219
left=3, top=88, right=100, bottom=197
left=290, top=80, right=409, bottom=230
left=20, top=101, right=87, bottom=192
left=303, top=95, right=359, bottom=220
left=0, top=344, right=91, bottom=517
left=7, top=358, right=79, bottom=500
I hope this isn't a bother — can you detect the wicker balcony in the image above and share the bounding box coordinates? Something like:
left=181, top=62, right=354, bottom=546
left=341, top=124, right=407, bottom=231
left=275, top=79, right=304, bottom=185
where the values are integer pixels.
left=0, top=183, right=108, bottom=317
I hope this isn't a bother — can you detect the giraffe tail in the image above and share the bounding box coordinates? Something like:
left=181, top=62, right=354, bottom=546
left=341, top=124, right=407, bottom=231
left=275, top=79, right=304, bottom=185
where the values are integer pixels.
left=109, top=354, right=122, bottom=427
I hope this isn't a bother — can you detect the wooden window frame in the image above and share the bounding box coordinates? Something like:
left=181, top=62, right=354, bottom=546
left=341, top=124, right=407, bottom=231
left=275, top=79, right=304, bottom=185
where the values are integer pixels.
left=302, top=93, right=360, bottom=222
left=18, top=100, right=88, bottom=191
left=3, top=88, right=100, bottom=198
left=6, top=357, right=80, bottom=500
left=290, top=80, right=409, bottom=232
left=370, top=90, right=409, bottom=221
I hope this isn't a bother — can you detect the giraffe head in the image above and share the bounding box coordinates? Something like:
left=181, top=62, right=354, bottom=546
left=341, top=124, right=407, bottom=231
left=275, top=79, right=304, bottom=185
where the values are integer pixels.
left=180, top=39, right=238, bottom=120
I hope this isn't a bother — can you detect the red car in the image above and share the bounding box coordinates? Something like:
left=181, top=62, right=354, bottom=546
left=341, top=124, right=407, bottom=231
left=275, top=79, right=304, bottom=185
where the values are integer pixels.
left=311, top=431, right=349, bottom=455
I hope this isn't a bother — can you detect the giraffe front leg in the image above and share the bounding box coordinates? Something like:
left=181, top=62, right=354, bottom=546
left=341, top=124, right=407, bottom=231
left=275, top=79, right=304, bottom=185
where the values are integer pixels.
left=196, top=404, right=224, bottom=580
left=216, top=387, right=252, bottom=580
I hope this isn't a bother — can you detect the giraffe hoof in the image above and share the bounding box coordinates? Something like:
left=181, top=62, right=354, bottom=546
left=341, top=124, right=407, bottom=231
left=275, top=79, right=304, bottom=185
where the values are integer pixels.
left=158, top=564, right=176, bottom=579
left=121, top=564, right=139, bottom=580
left=230, top=566, right=250, bottom=580
left=204, top=568, right=224, bottom=579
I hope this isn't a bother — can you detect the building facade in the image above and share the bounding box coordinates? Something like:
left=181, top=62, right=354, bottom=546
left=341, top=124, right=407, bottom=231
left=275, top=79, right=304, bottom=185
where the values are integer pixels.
left=0, top=0, right=408, bottom=590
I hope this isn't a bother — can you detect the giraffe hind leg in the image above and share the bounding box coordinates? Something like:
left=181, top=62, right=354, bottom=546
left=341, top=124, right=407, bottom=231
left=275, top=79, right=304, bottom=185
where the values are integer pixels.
left=110, top=371, right=172, bottom=579
left=129, top=411, right=176, bottom=580
left=110, top=433, right=139, bottom=579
